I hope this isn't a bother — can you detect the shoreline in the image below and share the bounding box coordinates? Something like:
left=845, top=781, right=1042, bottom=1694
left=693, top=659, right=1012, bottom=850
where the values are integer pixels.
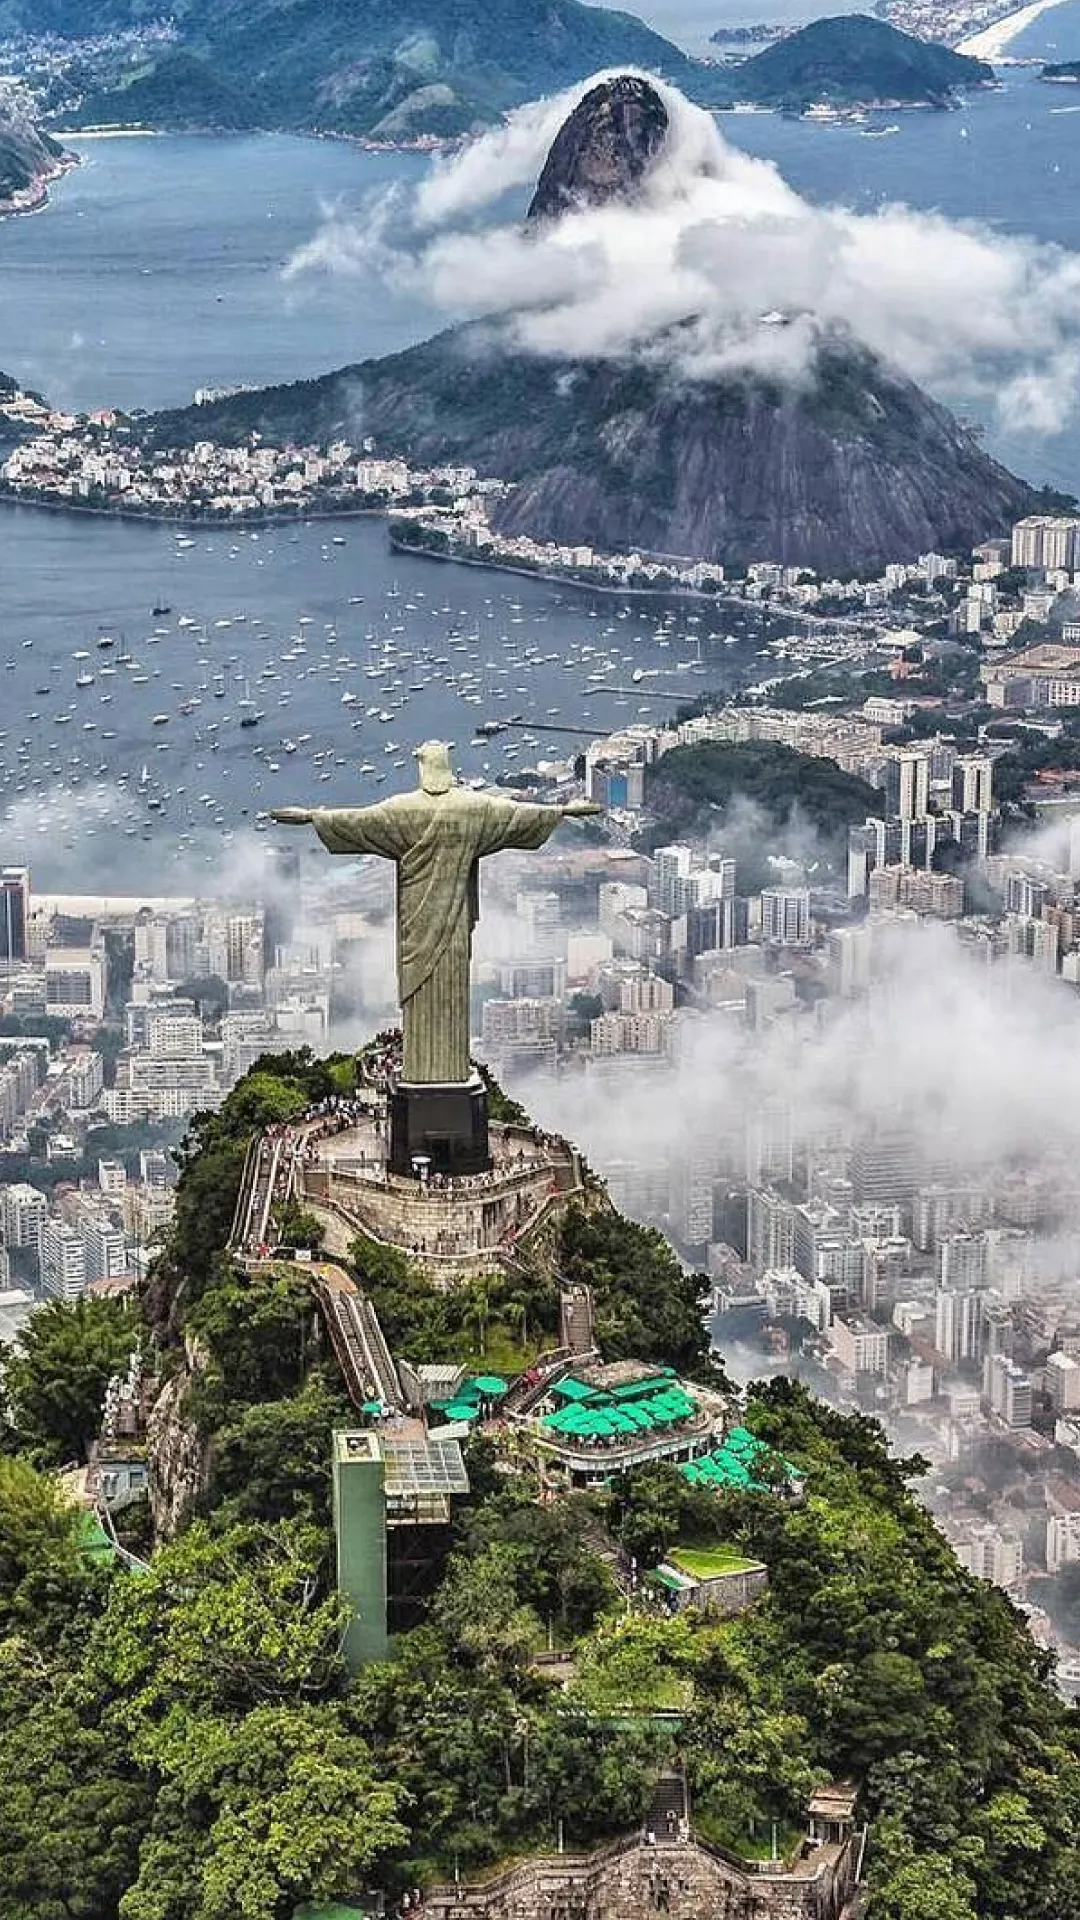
left=0, top=490, right=397, bottom=530
left=957, top=0, right=1068, bottom=58
left=389, top=533, right=752, bottom=607
left=0, top=490, right=745, bottom=608
left=0, top=149, right=80, bottom=221
left=61, top=121, right=455, bottom=156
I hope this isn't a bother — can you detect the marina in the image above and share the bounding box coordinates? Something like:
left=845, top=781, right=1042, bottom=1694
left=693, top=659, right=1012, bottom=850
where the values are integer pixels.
left=0, top=507, right=768, bottom=890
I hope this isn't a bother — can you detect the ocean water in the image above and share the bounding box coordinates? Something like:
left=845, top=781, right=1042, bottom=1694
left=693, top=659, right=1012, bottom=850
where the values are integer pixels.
left=0, top=507, right=756, bottom=889
left=0, top=135, right=435, bottom=414
left=1, top=64, right=1078, bottom=887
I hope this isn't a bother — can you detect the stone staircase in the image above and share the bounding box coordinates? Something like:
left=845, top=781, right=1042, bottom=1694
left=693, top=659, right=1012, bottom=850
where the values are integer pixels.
left=646, top=1773, right=688, bottom=1843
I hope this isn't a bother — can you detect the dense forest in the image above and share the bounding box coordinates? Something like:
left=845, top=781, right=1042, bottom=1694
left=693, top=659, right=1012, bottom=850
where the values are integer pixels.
left=2, top=1051, right=1080, bottom=1918
left=645, top=738, right=883, bottom=875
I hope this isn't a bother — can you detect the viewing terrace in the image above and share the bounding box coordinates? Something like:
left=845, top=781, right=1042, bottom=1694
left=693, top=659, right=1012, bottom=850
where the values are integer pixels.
left=297, top=1103, right=585, bottom=1283
left=519, top=1360, right=728, bottom=1488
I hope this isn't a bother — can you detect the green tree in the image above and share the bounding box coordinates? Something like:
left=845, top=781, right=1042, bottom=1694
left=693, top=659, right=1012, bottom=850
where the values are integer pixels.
left=208, top=1377, right=349, bottom=1526
left=120, top=1705, right=406, bottom=1920
left=0, top=1455, right=89, bottom=1640
left=2, top=1295, right=139, bottom=1466
left=186, top=1266, right=318, bottom=1410
left=434, top=1542, right=542, bottom=1676
left=82, top=1521, right=345, bottom=1739
left=0, top=1699, right=150, bottom=1920
left=870, top=1855, right=979, bottom=1920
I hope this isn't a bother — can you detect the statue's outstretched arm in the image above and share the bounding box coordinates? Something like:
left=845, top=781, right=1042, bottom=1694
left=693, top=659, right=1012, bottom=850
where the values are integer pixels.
left=270, top=806, right=315, bottom=825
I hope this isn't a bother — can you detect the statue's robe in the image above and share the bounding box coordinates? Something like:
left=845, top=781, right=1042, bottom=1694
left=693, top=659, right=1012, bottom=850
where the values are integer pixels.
left=311, top=787, right=563, bottom=1083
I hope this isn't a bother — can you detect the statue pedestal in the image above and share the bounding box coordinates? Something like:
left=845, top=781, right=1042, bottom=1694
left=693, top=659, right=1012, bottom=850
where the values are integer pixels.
left=389, top=1075, right=491, bottom=1178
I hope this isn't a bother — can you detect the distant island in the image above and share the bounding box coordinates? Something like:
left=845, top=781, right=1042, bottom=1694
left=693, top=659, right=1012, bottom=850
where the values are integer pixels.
left=721, top=14, right=994, bottom=111
left=0, top=97, right=74, bottom=213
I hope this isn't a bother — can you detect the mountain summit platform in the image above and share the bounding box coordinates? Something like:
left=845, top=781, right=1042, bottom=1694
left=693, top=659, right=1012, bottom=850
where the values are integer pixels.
left=298, top=1104, right=586, bottom=1283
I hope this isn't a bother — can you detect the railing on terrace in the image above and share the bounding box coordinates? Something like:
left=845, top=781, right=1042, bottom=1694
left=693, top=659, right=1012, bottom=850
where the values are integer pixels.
left=529, top=1416, right=722, bottom=1474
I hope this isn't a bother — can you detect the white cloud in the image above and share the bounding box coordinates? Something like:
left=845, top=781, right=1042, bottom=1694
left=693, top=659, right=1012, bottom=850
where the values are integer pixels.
left=285, top=68, right=1080, bottom=434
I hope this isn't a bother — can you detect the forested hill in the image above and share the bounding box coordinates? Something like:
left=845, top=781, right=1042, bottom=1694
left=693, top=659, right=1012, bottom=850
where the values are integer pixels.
left=2, top=1046, right=1080, bottom=1915
left=646, top=737, right=884, bottom=857
left=728, top=14, right=992, bottom=109
left=141, top=323, right=1038, bottom=576
left=32, top=0, right=710, bottom=139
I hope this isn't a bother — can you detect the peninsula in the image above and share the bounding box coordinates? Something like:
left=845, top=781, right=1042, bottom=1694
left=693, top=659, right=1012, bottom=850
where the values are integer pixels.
left=0, top=90, right=74, bottom=213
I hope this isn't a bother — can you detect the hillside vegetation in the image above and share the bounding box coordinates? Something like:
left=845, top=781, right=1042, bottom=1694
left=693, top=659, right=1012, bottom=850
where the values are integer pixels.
left=2, top=1050, right=1079, bottom=1917
left=729, top=14, right=992, bottom=109
left=32, top=0, right=707, bottom=139
left=141, top=324, right=1038, bottom=575
left=647, top=738, right=884, bottom=855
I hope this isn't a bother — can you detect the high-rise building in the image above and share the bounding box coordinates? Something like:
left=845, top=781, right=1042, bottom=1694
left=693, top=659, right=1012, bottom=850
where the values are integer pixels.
left=1047, top=1351, right=1080, bottom=1414
left=850, top=1131, right=919, bottom=1214
left=44, top=941, right=107, bottom=1019
left=670, top=1152, right=715, bottom=1249
left=39, top=1218, right=87, bottom=1301
left=938, top=1231, right=989, bottom=1292
left=760, top=887, right=811, bottom=947
left=830, top=1312, right=889, bottom=1376
left=0, top=1182, right=46, bottom=1252
left=936, top=1287, right=982, bottom=1363
left=884, top=749, right=930, bottom=823
left=78, top=1210, right=128, bottom=1285
left=133, top=915, right=170, bottom=982
left=1010, top=515, right=1080, bottom=572
left=983, top=1352, right=1033, bottom=1429
left=0, top=868, right=29, bottom=968
left=653, top=845, right=695, bottom=916
left=747, top=1187, right=795, bottom=1275
left=226, top=912, right=265, bottom=986
left=827, top=925, right=873, bottom=997
left=139, top=1149, right=171, bottom=1190
left=954, top=1523, right=1023, bottom=1589
left=952, top=755, right=993, bottom=815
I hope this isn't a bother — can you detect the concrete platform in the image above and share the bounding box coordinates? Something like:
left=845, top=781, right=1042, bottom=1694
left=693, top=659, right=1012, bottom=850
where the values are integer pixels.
left=298, top=1104, right=585, bottom=1283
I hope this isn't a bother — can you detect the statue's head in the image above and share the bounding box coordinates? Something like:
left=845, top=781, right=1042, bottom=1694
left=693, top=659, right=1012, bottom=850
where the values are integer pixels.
left=415, top=740, right=454, bottom=796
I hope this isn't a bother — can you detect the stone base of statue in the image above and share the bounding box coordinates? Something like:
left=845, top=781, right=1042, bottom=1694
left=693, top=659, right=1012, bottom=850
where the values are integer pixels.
left=389, top=1075, right=491, bottom=1178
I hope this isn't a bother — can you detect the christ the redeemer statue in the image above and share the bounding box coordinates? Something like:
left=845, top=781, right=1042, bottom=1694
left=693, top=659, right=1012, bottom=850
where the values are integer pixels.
left=272, top=742, right=601, bottom=1092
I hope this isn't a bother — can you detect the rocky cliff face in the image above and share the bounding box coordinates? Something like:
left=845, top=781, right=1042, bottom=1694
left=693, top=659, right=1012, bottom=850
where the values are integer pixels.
left=146, top=1337, right=212, bottom=1538
left=527, top=74, right=670, bottom=220
left=0, top=106, right=68, bottom=206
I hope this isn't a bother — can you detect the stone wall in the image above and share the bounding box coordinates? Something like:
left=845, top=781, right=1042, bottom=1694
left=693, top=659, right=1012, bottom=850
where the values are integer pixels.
left=420, top=1833, right=863, bottom=1920
left=695, top=1565, right=770, bottom=1617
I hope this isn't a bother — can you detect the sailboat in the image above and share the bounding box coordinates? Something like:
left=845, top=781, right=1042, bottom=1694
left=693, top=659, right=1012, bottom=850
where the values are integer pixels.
left=238, top=677, right=262, bottom=729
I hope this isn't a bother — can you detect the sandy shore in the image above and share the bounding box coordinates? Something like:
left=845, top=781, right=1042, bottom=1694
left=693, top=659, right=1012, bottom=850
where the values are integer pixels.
left=957, top=0, right=1069, bottom=59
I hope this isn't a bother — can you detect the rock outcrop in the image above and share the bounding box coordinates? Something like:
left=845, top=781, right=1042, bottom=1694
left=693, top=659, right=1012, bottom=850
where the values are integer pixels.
left=527, top=73, right=670, bottom=220
left=146, top=1337, right=212, bottom=1538
left=0, top=103, right=71, bottom=210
